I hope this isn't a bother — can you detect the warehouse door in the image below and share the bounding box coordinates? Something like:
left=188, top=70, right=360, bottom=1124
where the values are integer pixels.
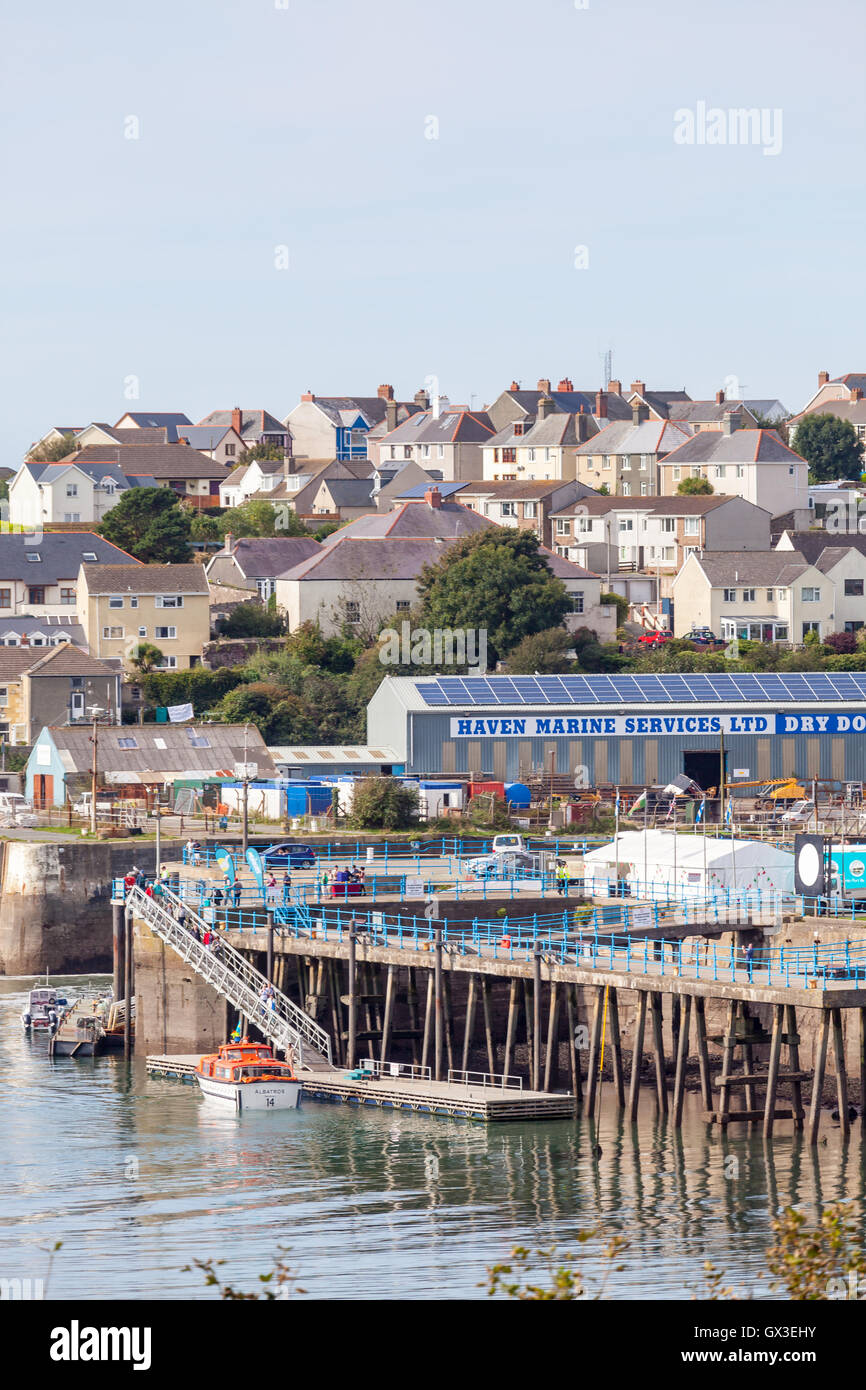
left=34, top=774, right=53, bottom=809
left=683, top=749, right=725, bottom=814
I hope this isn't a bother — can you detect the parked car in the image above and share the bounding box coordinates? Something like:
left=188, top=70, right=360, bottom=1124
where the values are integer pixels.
left=262, top=841, right=317, bottom=868
left=465, top=850, right=537, bottom=878
left=683, top=628, right=720, bottom=646
left=638, top=630, right=673, bottom=646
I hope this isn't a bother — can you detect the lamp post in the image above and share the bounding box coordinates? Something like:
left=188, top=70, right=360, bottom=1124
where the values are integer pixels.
left=87, top=705, right=106, bottom=836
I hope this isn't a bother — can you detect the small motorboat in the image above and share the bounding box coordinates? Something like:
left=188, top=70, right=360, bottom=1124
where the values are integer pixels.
left=195, top=1039, right=301, bottom=1111
left=48, top=1001, right=108, bottom=1057
left=21, top=986, right=66, bottom=1034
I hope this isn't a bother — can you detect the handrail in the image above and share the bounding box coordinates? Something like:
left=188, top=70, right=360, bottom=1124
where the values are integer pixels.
left=125, top=885, right=332, bottom=1068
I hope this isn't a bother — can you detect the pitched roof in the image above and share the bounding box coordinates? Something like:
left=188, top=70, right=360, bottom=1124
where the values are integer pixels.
left=314, top=478, right=375, bottom=508
left=574, top=418, right=693, bottom=456
left=115, top=413, right=192, bottom=429
left=293, top=396, right=422, bottom=430
left=659, top=429, right=805, bottom=466
left=0, top=648, right=49, bottom=680
left=0, top=533, right=140, bottom=583
left=550, top=494, right=741, bottom=518
left=500, top=388, right=633, bottom=422
left=775, top=532, right=866, bottom=568
left=212, top=537, right=321, bottom=580
left=320, top=499, right=493, bottom=543
left=173, top=425, right=236, bottom=450
left=23, top=645, right=118, bottom=679
left=278, top=536, right=455, bottom=582
left=40, top=723, right=276, bottom=778
left=197, top=409, right=285, bottom=441
left=23, top=459, right=157, bottom=490
left=457, top=479, right=598, bottom=501
left=80, top=563, right=209, bottom=595
left=666, top=401, right=756, bottom=425
left=82, top=425, right=172, bottom=446
left=70, top=445, right=228, bottom=480
left=377, top=408, right=495, bottom=446
left=685, top=550, right=813, bottom=586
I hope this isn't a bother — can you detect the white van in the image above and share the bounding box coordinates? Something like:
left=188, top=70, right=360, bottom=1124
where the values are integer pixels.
left=0, top=792, right=37, bottom=827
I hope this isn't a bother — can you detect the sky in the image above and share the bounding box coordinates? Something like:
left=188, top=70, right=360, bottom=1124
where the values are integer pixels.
left=0, top=0, right=863, bottom=459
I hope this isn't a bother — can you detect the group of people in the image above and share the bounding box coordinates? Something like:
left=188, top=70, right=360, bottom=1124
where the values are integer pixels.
left=319, top=864, right=366, bottom=895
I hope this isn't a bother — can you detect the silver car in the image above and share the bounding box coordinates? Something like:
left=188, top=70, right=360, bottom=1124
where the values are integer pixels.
left=465, top=850, right=537, bottom=878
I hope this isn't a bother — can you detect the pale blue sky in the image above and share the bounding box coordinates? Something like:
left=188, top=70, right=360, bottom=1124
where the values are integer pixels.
left=1, top=0, right=863, bottom=458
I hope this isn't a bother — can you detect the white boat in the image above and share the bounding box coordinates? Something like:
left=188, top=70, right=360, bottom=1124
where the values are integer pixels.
left=21, top=986, right=66, bottom=1033
left=195, top=1039, right=301, bottom=1111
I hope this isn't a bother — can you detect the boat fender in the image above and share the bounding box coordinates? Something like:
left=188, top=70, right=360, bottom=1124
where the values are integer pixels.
left=22, top=1012, right=31, bottom=1028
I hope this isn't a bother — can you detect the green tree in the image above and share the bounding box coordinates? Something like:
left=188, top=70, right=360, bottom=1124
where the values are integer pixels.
left=189, top=511, right=221, bottom=543
left=349, top=777, right=419, bottom=830
left=676, top=476, right=714, bottom=495
left=215, top=603, right=286, bottom=638
left=792, top=413, right=864, bottom=483
left=239, top=442, right=285, bottom=464
left=600, top=591, right=629, bottom=625
left=218, top=500, right=295, bottom=539
left=127, top=642, right=165, bottom=676
left=98, top=486, right=192, bottom=562
left=417, top=529, right=570, bottom=665
left=504, top=627, right=573, bottom=673
left=27, top=433, right=78, bottom=462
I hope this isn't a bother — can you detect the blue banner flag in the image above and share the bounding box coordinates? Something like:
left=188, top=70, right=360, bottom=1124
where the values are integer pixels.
left=245, top=846, right=265, bottom=891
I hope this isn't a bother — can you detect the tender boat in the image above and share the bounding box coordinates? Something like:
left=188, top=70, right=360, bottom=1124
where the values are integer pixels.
left=195, top=1039, right=301, bottom=1110
left=48, top=1001, right=108, bottom=1057
left=21, top=986, right=66, bottom=1034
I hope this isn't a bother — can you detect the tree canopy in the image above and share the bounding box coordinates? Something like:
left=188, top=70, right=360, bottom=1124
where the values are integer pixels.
left=98, top=486, right=192, bottom=562
left=416, top=529, right=570, bottom=665
left=791, top=413, right=865, bottom=483
left=676, top=476, right=714, bottom=495
left=27, top=433, right=78, bottom=462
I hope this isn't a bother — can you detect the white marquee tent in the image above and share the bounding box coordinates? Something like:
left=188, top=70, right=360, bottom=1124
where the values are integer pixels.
left=582, top=829, right=794, bottom=898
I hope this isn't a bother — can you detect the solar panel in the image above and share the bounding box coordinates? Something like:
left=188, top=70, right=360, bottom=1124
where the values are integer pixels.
left=413, top=672, right=866, bottom=706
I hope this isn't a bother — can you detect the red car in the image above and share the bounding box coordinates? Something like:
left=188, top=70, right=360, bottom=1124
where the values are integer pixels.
left=638, top=630, right=673, bottom=646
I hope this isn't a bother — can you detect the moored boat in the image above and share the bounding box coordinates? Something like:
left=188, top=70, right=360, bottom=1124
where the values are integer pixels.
left=48, top=1001, right=108, bottom=1057
left=21, top=986, right=66, bottom=1034
left=195, top=1039, right=301, bottom=1110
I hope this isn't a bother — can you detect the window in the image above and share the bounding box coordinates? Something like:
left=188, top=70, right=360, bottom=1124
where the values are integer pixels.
left=0, top=590, right=10, bottom=609
left=102, top=626, right=123, bottom=639
left=63, top=513, right=80, bottom=523
left=555, top=519, right=570, bottom=536
left=117, top=737, right=138, bottom=750
left=156, top=655, right=177, bottom=669
left=344, top=602, right=360, bottom=623
left=82, top=552, right=98, bottom=561
left=683, top=518, right=699, bottom=536
left=155, top=595, right=184, bottom=609
left=130, top=597, right=138, bottom=609
left=602, top=455, right=611, bottom=469
left=138, top=626, right=147, bottom=638
left=802, top=621, right=820, bottom=639
left=801, top=587, right=820, bottom=602
left=672, top=467, right=681, bottom=481
left=0, top=688, right=8, bottom=708
left=26, top=553, right=41, bottom=563
left=28, top=587, right=45, bottom=604
left=640, top=481, right=649, bottom=497
left=154, top=625, right=176, bottom=640
left=527, top=449, right=535, bottom=462
left=845, top=579, right=864, bottom=596
left=742, top=588, right=756, bottom=603
left=714, top=466, right=726, bottom=479
left=618, top=518, right=634, bottom=532
left=663, top=546, right=676, bottom=562
left=501, top=502, right=517, bottom=517
left=577, top=517, right=591, bottom=533
left=421, top=445, right=430, bottom=459
left=723, top=588, right=736, bottom=603
left=108, top=596, right=123, bottom=609
left=188, top=734, right=210, bottom=748
left=66, top=484, right=78, bottom=497
left=390, top=447, right=396, bottom=459
left=572, top=591, right=584, bottom=613
left=437, top=445, right=444, bottom=459
left=661, top=518, right=676, bottom=533
left=556, top=545, right=569, bottom=557
left=153, top=736, right=167, bottom=749
left=736, top=466, right=744, bottom=478
left=524, top=502, right=536, bottom=518
left=60, top=587, right=75, bottom=605
left=767, top=589, right=774, bottom=601
left=621, top=482, right=631, bottom=496
left=641, top=455, right=650, bottom=470
left=396, top=600, right=410, bottom=612
left=621, top=455, right=630, bottom=467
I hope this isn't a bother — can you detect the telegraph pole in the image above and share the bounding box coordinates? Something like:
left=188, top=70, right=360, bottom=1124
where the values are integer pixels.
left=88, top=705, right=105, bottom=836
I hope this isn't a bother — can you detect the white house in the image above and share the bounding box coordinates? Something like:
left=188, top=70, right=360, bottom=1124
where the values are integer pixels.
left=658, top=428, right=809, bottom=519
left=9, top=460, right=157, bottom=529
left=671, top=550, right=835, bottom=644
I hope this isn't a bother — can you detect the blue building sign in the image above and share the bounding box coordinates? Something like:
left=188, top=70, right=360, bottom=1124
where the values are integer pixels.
left=449, top=710, right=866, bottom=738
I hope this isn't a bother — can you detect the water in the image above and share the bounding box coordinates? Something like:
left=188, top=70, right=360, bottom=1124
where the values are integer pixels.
left=1, top=975, right=862, bottom=1300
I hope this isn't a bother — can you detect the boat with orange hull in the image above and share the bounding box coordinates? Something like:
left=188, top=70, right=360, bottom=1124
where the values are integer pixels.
left=195, top=1039, right=301, bottom=1111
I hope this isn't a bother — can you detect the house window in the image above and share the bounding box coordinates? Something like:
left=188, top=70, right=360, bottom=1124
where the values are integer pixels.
left=501, top=502, right=517, bottom=518
left=845, top=579, right=864, bottom=596
left=102, top=626, right=123, bottom=639
left=421, top=445, right=430, bottom=459
left=714, top=466, right=726, bottom=478
left=390, top=447, right=396, bottom=459
left=723, top=588, right=736, bottom=602
left=344, top=602, right=360, bottom=623
left=28, top=587, right=45, bottom=604
left=403, top=446, right=412, bottom=460
left=108, top=596, right=123, bottom=609
left=60, top=588, right=75, bottom=605
left=802, top=621, right=820, bottom=639
left=684, top=518, right=700, bottom=536
left=502, top=449, right=516, bottom=464
left=26, top=553, right=41, bottom=562
left=225, top=444, right=236, bottom=456
left=736, top=466, right=744, bottom=478
left=156, top=655, right=178, bottom=669
left=0, top=688, right=8, bottom=708
left=555, top=519, right=570, bottom=536
left=767, top=589, right=774, bottom=601
left=742, top=588, right=756, bottom=603
left=620, top=455, right=629, bottom=467
left=663, top=546, right=676, bottom=562
left=577, top=518, right=591, bottom=533
left=396, top=600, right=410, bottom=612
left=130, top=597, right=138, bottom=609
left=66, top=484, right=78, bottom=497
left=527, top=449, right=535, bottom=463
left=572, top=591, right=584, bottom=614
left=641, top=455, right=650, bottom=469
left=82, top=552, right=97, bottom=561
left=138, top=626, right=147, bottom=638
left=524, top=502, right=536, bottom=518
left=155, top=625, right=177, bottom=640
left=0, top=590, right=10, bottom=609
left=640, top=482, right=649, bottom=496
left=621, top=482, right=631, bottom=496
left=801, top=587, right=820, bottom=602
left=188, top=734, right=210, bottom=748
left=672, top=467, right=681, bottom=481
left=64, top=513, right=80, bottom=523
left=155, top=595, right=184, bottom=608
left=661, top=518, right=675, bottom=533
left=618, top=519, right=634, bottom=533
left=602, top=456, right=611, bottom=469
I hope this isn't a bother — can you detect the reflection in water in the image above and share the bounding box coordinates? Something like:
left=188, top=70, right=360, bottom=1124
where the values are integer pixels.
left=0, top=976, right=862, bottom=1299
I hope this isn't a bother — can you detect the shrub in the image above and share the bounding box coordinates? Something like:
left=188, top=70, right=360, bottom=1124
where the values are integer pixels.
left=349, top=778, right=419, bottom=830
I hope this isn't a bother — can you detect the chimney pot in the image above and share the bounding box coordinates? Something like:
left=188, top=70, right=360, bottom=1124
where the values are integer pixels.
left=301, top=391, right=314, bottom=402
left=424, top=486, right=442, bottom=509
left=630, top=381, right=646, bottom=398
left=510, top=380, right=520, bottom=391
left=557, top=378, right=573, bottom=392
left=225, top=532, right=234, bottom=550
left=377, top=384, right=394, bottom=401
left=537, top=378, right=551, bottom=393
left=414, top=388, right=430, bottom=408
left=607, top=379, right=622, bottom=395
left=595, top=390, right=608, bottom=419
left=716, top=389, right=725, bottom=404
left=852, top=387, right=864, bottom=403
left=818, top=370, right=830, bottom=387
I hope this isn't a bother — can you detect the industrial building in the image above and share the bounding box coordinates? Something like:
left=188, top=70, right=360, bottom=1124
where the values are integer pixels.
left=366, top=672, right=866, bottom=789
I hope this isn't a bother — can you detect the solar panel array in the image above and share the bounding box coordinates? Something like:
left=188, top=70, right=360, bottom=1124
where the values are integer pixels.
left=414, top=673, right=866, bottom=706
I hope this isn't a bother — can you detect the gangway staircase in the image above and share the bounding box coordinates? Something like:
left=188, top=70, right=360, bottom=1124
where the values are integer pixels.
left=125, top=885, right=333, bottom=1072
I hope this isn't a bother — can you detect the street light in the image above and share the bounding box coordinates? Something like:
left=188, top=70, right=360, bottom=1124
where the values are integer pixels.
left=87, top=704, right=106, bottom=836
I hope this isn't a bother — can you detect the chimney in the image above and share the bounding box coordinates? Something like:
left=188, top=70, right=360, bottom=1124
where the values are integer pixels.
left=720, top=414, right=734, bottom=436
left=385, top=399, right=399, bottom=432
left=425, top=486, right=442, bottom=509
left=716, top=389, right=726, bottom=405
left=632, top=402, right=649, bottom=426
left=852, top=388, right=864, bottom=403
left=557, top=378, right=573, bottom=392
left=537, top=378, right=551, bottom=393
left=301, top=391, right=315, bottom=402
left=377, top=384, right=394, bottom=401
left=630, top=380, right=646, bottom=398
left=607, top=379, right=622, bottom=395
left=510, top=380, right=520, bottom=391
left=414, top=388, right=430, bottom=408
left=538, top=395, right=555, bottom=421
left=224, top=532, right=234, bottom=551
left=818, top=370, right=830, bottom=387
left=595, top=390, right=608, bottom=419
left=231, top=406, right=243, bottom=436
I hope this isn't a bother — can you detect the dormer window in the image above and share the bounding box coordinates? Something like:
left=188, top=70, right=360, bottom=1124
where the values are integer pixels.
left=513, top=421, right=524, bottom=436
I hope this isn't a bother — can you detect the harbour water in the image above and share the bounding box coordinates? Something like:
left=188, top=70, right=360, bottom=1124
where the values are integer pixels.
left=1, top=975, right=862, bottom=1301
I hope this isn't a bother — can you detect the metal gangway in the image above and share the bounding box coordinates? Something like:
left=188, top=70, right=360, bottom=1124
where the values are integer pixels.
left=125, top=885, right=333, bottom=1071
